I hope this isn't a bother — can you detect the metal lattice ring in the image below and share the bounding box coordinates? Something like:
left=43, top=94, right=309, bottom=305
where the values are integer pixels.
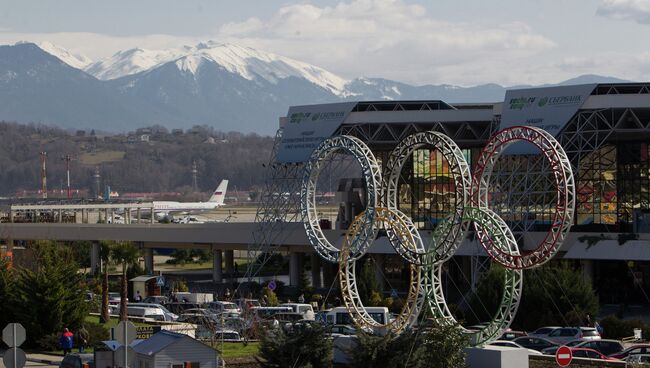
left=472, top=126, right=576, bottom=269
left=301, top=135, right=383, bottom=263
left=339, top=207, right=425, bottom=335
left=383, top=131, right=472, bottom=265
left=423, top=207, right=523, bottom=346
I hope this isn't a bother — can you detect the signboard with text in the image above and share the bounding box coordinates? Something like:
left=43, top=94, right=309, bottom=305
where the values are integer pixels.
left=500, top=84, right=596, bottom=154
left=276, top=102, right=357, bottom=163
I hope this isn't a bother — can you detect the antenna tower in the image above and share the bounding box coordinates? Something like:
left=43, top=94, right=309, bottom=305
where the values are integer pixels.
left=61, top=154, right=73, bottom=199
left=40, top=151, right=47, bottom=199
left=192, top=160, right=198, bottom=192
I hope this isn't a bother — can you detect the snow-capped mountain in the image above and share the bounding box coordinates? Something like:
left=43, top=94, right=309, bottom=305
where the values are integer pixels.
left=36, top=41, right=93, bottom=70
left=0, top=41, right=631, bottom=134
left=85, top=41, right=349, bottom=96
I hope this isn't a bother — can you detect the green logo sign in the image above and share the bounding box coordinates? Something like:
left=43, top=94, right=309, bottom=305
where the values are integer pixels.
left=538, top=97, right=549, bottom=107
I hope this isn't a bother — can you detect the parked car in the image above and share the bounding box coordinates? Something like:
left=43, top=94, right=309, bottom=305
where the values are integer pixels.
left=280, top=303, right=316, bottom=321
left=108, top=292, right=121, bottom=305
left=142, top=295, right=168, bottom=304
left=328, top=324, right=357, bottom=336
left=609, top=344, right=650, bottom=360
left=488, top=340, right=542, bottom=355
left=512, top=336, right=558, bottom=352
left=128, top=302, right=178, bottom=321
left=214, top=330, right=242, bottom=342
left=547, top=327, right=600, bottom=345
left=205, top=301, right=241, bottom=314
left=575, top=339, right=624, bottom=356
left=498, top=330, right=527, bottom=341
left=182, top=308, right=219, bottom=318
left=59, top=353, right=94, bottom=368
left=541, top=339, right=583, bottom=355
left=626, top=354, right=650, bottom=366
left=569, top=347, right=619, bottom=361
left=528, top=326, right=560, bottom=337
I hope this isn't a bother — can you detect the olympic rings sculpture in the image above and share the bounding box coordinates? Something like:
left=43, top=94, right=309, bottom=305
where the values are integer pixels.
left=300, top=126, right=575, bottom=344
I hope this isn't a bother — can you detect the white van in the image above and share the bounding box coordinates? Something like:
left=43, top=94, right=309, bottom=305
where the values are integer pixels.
left=252, top=306, right=293, bottom=320
left=280, top=303, right=315, bottom=321
left=127, top=306, right=166, bottom=321
left=325, top=306, right=389, bottom=325
left=129, top=302, right=178, bottom=321
left=205, top=301, right=241, bottom=314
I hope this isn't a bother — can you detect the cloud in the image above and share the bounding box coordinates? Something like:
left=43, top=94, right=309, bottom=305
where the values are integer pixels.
left=597, top=0, right=650, bottom=24
left=0, top=30, right=196, bottom=61
left=216, top=0, right=556, bottom=85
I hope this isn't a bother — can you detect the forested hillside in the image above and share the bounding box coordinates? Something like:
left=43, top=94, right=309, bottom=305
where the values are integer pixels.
left=0, top=122, right=274, bottom=197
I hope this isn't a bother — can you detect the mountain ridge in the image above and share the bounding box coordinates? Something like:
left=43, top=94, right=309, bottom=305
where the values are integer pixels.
left=0, top=41, right=635, bottom=134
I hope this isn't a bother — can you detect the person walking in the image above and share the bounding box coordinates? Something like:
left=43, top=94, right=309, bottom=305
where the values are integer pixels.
left=59, top=328, right=74, bottom=355
left=135, top=290, right=142, bottom=302
left=298, top=294, right=305, bottom=304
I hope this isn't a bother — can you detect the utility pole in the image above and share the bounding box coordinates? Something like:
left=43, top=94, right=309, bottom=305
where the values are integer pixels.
left=61, top=155, right=73, bottom=200
left=94, top=166, right=101, bottom=199
left=40, top=151, right=47, bottom=199
left=192, top=160, right=198, bottom=192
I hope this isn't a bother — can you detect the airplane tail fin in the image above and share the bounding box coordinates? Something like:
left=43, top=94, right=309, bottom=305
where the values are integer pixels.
left=208, top=180, right=228, bottom=205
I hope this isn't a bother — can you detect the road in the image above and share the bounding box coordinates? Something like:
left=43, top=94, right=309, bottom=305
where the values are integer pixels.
left=0, top=351, right=62, bottom=367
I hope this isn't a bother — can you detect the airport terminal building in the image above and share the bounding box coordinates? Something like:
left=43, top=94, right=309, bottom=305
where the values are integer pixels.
left=269, top=82, right=650, bottom=304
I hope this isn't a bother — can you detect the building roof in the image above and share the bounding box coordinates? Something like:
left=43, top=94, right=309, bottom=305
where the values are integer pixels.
left=129, top=275, right=158, bottom=282
left=132, top=330, right=215, bottom=356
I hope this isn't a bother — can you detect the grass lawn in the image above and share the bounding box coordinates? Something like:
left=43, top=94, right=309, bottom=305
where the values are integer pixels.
left=213, top=341, right=260, bottom=359
left=79, top=150, right=125, bottom=165
left=84, top=314, right=150, bottom=329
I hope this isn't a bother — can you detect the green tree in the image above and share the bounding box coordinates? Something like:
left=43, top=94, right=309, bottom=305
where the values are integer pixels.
left=99, top=241, right=112, bottom=324
left=257, top=323, right=332, bottom=368
left=349, top=324, right=469, bottom=368
left=11, top=241, right=88, bottom=347
left=466, top=265, right=506, bottom=325
left=356, top=256, right=380, bottom=305
left=0, top=259, right=14, bottom=330
left=110, top=242, right=140, bottom=321
left=470, top=262, right=598, bottom=330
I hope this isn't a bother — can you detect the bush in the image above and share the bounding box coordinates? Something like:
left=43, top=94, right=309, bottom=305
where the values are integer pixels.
left=83, top=322, right=110, bottom=348
left=36, top=333, right=61, bottom=351
left=257, top=323, right=332, bottom=368
left=599, top=315, right=643, bottom=339
left=348, top=324, right=469, bottom=368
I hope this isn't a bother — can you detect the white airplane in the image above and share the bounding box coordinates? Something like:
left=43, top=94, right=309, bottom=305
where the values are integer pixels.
left=153, top=180, right=228, bottom=220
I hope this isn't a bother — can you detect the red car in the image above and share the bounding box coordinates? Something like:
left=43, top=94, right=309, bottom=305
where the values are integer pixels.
left=570, top=347, right=620, bottom=361
left=608, top=344, right=650, bottom=360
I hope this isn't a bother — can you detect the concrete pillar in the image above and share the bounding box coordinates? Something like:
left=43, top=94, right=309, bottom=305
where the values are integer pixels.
left=110, top=208, right=114, bottom=223
left=212, top=246, right=223, bottom=283
left=104, top=208, right=108, bottom=223
left=90, top=242, right=100, bottom=276
left=224, top=250, right=235, bottom=278
left=144, top=247, right=154, bottom=274
left=311, top=254, right=322, bottom=288
left=150, top=208, right=155, bottom=224
left=581, top=260, right=594, bottom=284
left=58, top=209, right=63, bottom=223
left=290, top=252, right=304, bottom=287
left=81, top=209, right=86, bottom=224
left=137, top=209, right=141, bottom=223
left=322, top=262, right=336, bottom=289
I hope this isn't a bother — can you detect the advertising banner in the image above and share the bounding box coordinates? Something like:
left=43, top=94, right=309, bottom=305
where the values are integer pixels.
left=500, top=84, right=596, bottom=154
left=276, top=102, right=357, bottom=163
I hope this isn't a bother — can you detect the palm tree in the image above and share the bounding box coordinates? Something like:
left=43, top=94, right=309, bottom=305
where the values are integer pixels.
left=110, top=242, right=140, bottom=321
left=99, top=241, right=112, bottom=324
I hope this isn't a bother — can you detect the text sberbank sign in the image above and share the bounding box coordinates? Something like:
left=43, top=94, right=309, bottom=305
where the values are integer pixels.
left=277, top=102, right=357, bottom=163
left=501, top=84, right=596, bottom=154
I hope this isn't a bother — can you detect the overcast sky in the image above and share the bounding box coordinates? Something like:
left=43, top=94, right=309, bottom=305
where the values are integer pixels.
left=0, top=0, right=649, bottom=86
